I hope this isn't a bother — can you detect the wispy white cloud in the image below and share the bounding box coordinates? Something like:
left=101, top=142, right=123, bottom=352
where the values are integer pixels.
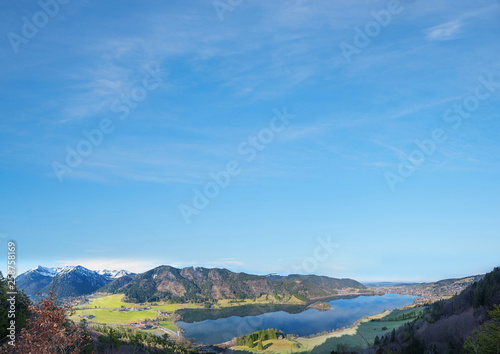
left=426, top=20, right=462, bottom=41
left=279, top=122, right=334, bottom=141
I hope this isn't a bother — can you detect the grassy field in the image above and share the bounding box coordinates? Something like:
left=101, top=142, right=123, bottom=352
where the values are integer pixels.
left=216, top=294, right=305, bottom=308
left=77, top=294, right=199, bottom=311
left=158, top=321, right=178, bottom=332
left=233, top=339, right=301, bottom=353
left=70, top=308, right=159, bottom=324
left=383, top=307, right=425, bottom=321
left=152, top=303, right=199, bottom=311
left=76, top=294, right=126, bottom=309
left=70, top=294, right=199, bottom=326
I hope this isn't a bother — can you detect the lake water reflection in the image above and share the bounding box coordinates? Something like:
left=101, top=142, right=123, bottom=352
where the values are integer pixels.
left=177, top=293, right=415, bottom=345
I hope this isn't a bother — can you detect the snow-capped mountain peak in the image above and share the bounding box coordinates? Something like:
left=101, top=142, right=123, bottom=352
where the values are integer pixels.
left=16, top=265, right=118, bottom=299
left=22, top=265, right=67, bottom=278
left=57, top=265, right=97, bottom=277
left=95, top=269, right=134, bottom=279
left=15, top=265, right=135, bottom=299
left=23, top=265, right=133, bottom=279
left=32, top=265, right=59, bottom=277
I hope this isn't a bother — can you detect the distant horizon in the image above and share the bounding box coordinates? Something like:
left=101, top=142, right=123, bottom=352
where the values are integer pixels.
left=9, top=261, right=497, bottom=285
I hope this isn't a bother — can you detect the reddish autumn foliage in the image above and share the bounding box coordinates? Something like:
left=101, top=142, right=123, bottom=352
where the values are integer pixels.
left=5, top=291, right=91, bottom=354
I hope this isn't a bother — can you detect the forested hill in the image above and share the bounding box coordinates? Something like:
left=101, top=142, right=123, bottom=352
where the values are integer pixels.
left=377, top=267, right=500, bottom=353
left=286, top=274, right=366, bottom=290
left=101, top=265, right=366, bottom=303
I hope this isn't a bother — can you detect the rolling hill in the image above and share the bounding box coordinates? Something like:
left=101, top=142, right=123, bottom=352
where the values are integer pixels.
left=376, top=267, right=500, bottom=353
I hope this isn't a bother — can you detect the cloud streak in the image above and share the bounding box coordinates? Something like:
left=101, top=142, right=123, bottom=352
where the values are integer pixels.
left=427, top=20, right=462, bottom=41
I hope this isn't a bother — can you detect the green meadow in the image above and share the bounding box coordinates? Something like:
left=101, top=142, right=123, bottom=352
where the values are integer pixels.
left=70, top=294, right=199, bottom=326
left=76, top=294, right=126, bottom=309
left=70, top=308, right=159, bottom=324
left=158, top=321, right=178, bottom=332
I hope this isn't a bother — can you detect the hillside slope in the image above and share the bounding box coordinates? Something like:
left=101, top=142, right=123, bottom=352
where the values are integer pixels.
left=16, top=266, right=56, bottom=298
left=376, top=274, right=484, bottom=303
left=43, top=266, right=110, bottom=298
left=104, top=265, right=366, bottom=303
left=377, top=267, right=500, bottom=353
left=288, top=274, right=366, bottom=290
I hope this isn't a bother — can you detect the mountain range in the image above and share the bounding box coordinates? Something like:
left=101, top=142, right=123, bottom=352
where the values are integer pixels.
left=16, top=265, right=366, bottom=302
left=16, top=265, right=134, bottom=299
left=102, top=265, right=367, bottom=303
left=16, top=264, right=489, bottom=308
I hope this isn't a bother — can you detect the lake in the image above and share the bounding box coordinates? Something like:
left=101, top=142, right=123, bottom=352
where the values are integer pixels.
left=177, top=293, right=415, bottom=345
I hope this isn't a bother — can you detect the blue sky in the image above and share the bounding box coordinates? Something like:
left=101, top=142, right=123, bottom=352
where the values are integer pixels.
left=1, top=0, right=499, bottom=282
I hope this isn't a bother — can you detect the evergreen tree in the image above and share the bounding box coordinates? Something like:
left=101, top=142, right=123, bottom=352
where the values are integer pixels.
left=390, top=328, right=396, bottom=342
left=464, top=304, right=500, bottom=353
left=247, top=336, right=254, bottom=348
left=257, top=340, right=263, bottom=350
left=0, top=272, right=31, bottom=344
left=236, top=335, right=243, bottom=346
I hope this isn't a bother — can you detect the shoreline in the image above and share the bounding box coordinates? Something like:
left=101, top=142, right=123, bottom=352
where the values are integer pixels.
left=177, top=290, right=382, bottom=324
left=223, top=309, right=398, bottom=352
left=222, top=305, right=425, bottom=352
left=296, top=309, right=393, bottom=341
